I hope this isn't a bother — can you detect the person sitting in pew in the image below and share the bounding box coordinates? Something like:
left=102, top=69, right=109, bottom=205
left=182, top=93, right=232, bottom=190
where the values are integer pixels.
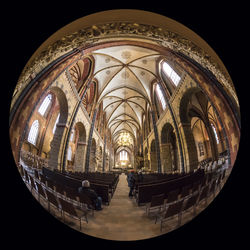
left=78, top=180, right=103, bottom=211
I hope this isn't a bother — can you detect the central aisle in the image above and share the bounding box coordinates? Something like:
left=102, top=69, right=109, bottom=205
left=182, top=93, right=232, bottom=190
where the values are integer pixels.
left=80, top=173, right=163, bottom=241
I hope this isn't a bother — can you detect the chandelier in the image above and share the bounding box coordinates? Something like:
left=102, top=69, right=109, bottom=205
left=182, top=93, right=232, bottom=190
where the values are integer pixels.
left=117, top=132, right=133, bottom=146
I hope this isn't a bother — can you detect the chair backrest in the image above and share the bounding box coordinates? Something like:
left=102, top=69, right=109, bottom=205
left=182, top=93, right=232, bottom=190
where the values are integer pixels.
left=46, top=179, right=55, bottom=190
left=59, top=198, right=77, bottom=217
left=192, top=181, right=200, bottom=193
left=184, top=193, right=199, bottom=210
left=166, top=189, right=179, bottom=203
left=34, top=169, right=39, bottom=179
left=165, top=199, right=183, bottom=218
left=199, top=185, right=209, bottom=201
left=209, top=179, right=217, bottom=194
left=54, top=183, right=65, bottom=196
left=19, top=165, right=24, bottom=178
left=39, top=173, right=47, bottom=185
left=35, top=181, right=46, bottom=197
left=65, top=186, right=78, bottom=200
left=151, top=193, right=165, bottom=207
left=180, top=185, right=191, bottom=198
left=24, top=169, right=29, bottom=182
left=78, top=193, right=95, bottom=208
left=29, top=175, right=36, bottom=190
left=45, top=189, right=59, bottom=207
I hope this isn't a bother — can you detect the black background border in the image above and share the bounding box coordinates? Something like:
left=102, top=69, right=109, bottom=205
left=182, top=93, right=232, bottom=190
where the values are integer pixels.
left=4, top=1, right=247, bottom=248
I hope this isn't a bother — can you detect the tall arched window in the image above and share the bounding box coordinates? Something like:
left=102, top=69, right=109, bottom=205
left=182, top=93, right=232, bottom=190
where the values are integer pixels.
left=156, top=84, right=167, bottom=110
left=162, top=61, right=181, bottom=86
left=28, top=120, right=39, bottom=145
left=38, top=94, right=52, bottom=116
left=120, top=150, right=128, bottom=160
left=70, top=129, right=75, bottom=142
left=67, top=146, right=72, bottom=161
left=211, top=123, right=219, bottom=144
left=52, top=114, right=60, bottom=134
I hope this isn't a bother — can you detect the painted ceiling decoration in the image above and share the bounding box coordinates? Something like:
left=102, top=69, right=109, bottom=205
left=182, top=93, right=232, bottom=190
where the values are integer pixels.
left=12, top=20, right=238, bottom=111
left=91, top=45, right=161, bottom=150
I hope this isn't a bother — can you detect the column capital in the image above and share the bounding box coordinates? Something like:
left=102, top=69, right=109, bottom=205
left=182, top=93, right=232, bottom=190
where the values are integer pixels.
left=56, top=123, right=69, bottom=128
left=77, top=141, right=87, bottom=145
left=178, top=122, right=191, bottom=128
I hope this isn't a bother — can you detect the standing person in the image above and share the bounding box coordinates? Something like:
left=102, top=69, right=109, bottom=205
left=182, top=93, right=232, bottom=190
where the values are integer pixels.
left=78, top=180, right=103, bottom=210
left=127, top=170, right=136, bottom=198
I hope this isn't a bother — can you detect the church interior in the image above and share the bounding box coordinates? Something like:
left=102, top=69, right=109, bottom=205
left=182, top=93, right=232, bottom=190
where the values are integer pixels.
left=9, top=10, right=241, bottom=241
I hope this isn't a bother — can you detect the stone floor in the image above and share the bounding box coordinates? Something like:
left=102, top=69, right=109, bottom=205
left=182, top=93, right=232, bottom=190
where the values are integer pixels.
left=37, top=172, right=226, bottom=241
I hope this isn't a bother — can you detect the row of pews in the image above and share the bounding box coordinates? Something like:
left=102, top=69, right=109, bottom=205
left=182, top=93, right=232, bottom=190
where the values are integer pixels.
left=42, top=167, right=120, bottom=205
left=132, top=162, right=228, bottom=231
left=134, top=170, right=205, bottom=205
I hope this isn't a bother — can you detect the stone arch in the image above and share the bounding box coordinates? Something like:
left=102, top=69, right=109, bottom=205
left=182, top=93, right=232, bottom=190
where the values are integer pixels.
left=179, top=87, right=224, bottom=171
left=89, top=138, right=97, bottom=172
left=48, top=86, right=68, bottom=170
left=150, top=139, right=157, bottom=172
left=160, top=123, right=179, bottom=173
left=74, top=122, right=87, bottom=172
left=179, top=87, right=200, bottom=171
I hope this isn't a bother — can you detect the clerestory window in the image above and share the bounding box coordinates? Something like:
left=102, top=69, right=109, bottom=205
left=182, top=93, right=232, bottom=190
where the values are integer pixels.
left=28, top=120, right=39, bottom=145
left=156, top=84, right=167, bottom=110
left=38, top=94, right=52, bottom=116
left=162, top=61, right=181, bottom=86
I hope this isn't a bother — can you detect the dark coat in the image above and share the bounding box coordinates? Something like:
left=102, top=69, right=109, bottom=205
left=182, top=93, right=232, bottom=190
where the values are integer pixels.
left=78, top=186, right=98, bottom=201
left=127, top=173, right=136, bottom=188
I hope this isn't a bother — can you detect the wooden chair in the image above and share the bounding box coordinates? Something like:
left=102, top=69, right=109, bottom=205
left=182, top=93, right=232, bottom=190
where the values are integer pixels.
left=197, top=185, right=209, bottom=206
left=156, top=199, right=184, bottom=232
left=58, top=197, right=88, bottom=230
left=35, top=181, right=47, bottom=204
left=45, top=189, right=59, bottom=214
left=54, top=183, right=65, bottom=197
left=180, top=185, right=192, bottom=199
left=182, top=192, right=199, bottom=217
left=209, top=179, right=217, bottom=198
left=165, top=189, right=180, bottom=205
left=28, top=175, right=36, bottom=195
left=146, top=193, right=165, bottom=216
left=78, top=193, right=95, bottom=216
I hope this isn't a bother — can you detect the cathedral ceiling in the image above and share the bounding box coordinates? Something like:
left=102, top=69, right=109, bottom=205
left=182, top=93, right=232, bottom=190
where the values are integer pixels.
left=91, top=45, right=161, bottom=150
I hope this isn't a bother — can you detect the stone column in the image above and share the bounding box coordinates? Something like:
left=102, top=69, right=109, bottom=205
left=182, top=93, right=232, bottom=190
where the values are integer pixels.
left=85, top=108, right=98, bottom=172
left=150, top=111, right=162, bottom=173
left=161, top=143, right=172, bottom=173
left=102, top=135, right=107, bottom=172
left=74, top=141, right=87, bottom=172
left=150, top=152, right=158, bottom=172
left=179, top=123, right=198, bottom=172
left=48, top=123, right=68, bottom=171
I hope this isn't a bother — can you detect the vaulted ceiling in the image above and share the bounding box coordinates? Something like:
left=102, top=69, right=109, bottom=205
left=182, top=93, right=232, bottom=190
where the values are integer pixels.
left=91, top=45, right=162, bottom=151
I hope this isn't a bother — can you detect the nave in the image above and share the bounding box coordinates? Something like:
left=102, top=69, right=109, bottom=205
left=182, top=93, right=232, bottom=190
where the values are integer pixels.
left=9, top=10, right=240, bottom=241
left=20, top=161, right=229, bottom=241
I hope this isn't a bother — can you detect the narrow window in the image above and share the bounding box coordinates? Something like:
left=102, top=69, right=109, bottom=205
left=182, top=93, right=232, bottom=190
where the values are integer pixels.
left=156, top=84, right=167, bottom=110
left=162, top=61, right=181, bottom=86
left=52, top=114, right=60, bottom=134
left=67, top=146, right=72, bottom=161
left=38, top=94, right=52, bottom=116
left=211, top=123, right=219, bottom=144
left=28, top=120, right=39, bottom=145
left=120, top=150, right=128, bottom=160
left=70, top=129, right=75, bottom=142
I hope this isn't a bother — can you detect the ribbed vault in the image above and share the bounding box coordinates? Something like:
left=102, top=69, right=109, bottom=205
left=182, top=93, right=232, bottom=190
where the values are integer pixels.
left=90, top=45, right=162, bottom=151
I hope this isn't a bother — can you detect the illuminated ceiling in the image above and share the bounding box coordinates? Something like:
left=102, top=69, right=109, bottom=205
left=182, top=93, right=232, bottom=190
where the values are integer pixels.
left=90, top=45, right=162, bottom=151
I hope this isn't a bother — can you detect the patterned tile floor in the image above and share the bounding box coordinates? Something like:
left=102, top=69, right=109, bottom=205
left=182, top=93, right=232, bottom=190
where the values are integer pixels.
left=40, top=172, right=226, bottom=241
